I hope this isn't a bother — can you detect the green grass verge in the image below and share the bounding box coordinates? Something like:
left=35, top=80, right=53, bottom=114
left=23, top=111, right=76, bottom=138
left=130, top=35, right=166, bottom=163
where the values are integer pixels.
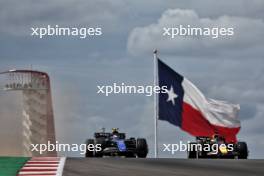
left=0, top=157, right=30, bottom=176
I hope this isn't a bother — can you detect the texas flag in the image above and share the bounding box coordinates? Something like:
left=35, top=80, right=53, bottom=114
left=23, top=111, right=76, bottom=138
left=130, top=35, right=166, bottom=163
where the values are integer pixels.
left=158, top=59, right=241, bottom=142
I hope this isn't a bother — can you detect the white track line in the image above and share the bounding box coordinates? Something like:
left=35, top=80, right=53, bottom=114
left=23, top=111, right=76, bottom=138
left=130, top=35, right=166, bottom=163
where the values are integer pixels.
left=18, top=157, right=66, bottom=176
left=56, top=157, right=66, bottom=176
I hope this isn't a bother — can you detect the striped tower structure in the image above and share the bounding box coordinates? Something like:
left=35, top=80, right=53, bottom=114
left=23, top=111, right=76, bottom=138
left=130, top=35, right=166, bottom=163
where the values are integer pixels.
left=0, top=70, right=57, bottom=157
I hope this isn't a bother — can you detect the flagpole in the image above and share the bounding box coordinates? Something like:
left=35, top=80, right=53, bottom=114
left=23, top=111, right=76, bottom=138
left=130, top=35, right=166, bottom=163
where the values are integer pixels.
left=153, top=49, right=158, bottom=158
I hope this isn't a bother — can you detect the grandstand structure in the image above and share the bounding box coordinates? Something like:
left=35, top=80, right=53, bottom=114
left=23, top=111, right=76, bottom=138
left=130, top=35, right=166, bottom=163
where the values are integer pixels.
left=0, top=70, right=57, bottom=156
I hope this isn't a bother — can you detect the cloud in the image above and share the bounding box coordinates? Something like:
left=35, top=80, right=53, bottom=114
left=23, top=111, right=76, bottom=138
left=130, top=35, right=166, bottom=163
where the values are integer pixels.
left=127, top=9, right=264, bottom=57
left=175, top=0, right=264, bottom=20
left=0, top=0, right=130, bottom=36
left=1, top=0, right=264, bottom=37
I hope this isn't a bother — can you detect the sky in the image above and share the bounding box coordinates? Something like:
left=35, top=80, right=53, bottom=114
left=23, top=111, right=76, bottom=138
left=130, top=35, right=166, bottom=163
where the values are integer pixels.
left=0, top=0, right=264, bottom=158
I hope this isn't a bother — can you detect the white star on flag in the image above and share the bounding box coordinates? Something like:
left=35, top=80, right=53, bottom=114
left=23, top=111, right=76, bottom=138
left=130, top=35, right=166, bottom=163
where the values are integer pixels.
left=166, top=85, right=178, bottom=105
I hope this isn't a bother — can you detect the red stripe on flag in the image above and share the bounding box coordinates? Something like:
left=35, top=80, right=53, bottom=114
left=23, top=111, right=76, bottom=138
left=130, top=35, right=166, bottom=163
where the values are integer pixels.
left=181, top=102, right=239, bottom=142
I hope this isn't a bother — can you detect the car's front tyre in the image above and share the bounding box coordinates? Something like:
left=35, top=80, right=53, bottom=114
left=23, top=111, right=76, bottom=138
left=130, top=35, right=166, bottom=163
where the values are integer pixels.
left=85, top=139, right=95, bottom=157
left=136, top=138, right=148, bottom=158
left=236, top=142, right=248, bottom=159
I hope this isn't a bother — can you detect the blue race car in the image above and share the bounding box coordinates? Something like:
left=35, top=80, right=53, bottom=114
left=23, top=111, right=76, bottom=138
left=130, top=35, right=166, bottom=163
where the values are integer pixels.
left=85, top=128, right=148, bottom=158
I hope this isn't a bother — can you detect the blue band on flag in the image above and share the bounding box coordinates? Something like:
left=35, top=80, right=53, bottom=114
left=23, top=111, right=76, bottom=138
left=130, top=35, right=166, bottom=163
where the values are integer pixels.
left=158, top=59, right=184, bottom=127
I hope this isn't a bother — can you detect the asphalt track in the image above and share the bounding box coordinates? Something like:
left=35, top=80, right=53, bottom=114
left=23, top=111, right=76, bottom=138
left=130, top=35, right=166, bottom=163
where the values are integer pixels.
left=63, top=158, right=264, bottom=176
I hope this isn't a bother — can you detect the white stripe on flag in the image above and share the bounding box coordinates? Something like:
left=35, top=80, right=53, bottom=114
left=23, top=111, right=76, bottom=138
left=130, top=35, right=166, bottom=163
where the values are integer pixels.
left=182, top=78, right=240, bottom=128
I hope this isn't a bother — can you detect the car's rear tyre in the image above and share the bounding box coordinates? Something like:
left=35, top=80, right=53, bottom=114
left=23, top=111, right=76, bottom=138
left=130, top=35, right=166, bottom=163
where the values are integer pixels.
left=188, top=142, right=197, bottom=159
left=94, top=138, right=105, bottom=157
left=236, top=142, right=248, bottom=159
left=136, top=138, right=148, bottom=158
left=85, top=139, right=95, bottom=157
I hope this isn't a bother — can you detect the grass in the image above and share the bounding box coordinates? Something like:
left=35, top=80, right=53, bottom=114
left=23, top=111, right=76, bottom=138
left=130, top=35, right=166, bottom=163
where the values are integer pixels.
left=0, top=157, right=29, bottom=176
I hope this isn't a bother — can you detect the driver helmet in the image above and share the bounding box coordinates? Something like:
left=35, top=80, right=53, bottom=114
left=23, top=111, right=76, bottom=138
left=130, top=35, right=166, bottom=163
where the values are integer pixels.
left=211, top=133, right=219, bottom=142
left=212, top=134, right=219, bottom=139
left=112, top=128, right=119, bottom=134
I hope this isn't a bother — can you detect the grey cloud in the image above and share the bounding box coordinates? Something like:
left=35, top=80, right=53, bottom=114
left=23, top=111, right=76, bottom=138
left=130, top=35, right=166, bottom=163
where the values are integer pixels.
left=1, top=0, right=264, bottom=37
left=0, top=0, right=130, bottom=36
left=239, top=103, right=257, bottom=120
left=127, top=9, right=264, bottom=57
left=178, top=0, right=264, bottom=20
